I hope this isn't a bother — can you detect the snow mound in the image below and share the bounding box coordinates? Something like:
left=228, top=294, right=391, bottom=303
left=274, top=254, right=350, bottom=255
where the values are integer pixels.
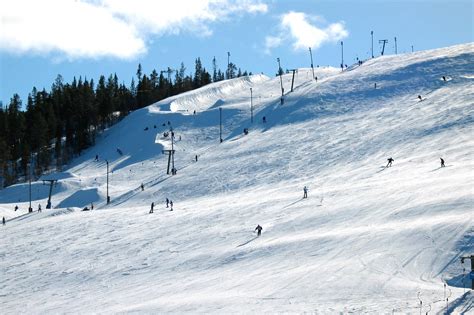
left=151, top=74, right=269, bottom=113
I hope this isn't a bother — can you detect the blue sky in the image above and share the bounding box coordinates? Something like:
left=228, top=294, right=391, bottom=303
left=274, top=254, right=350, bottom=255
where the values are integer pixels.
left=0, top=0, right=472, bottom=107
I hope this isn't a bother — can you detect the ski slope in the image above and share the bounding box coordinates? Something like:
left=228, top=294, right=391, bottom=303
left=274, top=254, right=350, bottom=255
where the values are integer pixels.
left=1, top=43, right=473, bottom=313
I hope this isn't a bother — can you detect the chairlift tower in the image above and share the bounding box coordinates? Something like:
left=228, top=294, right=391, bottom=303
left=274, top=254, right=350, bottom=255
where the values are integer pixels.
left=42, top=179, right=58, bottom=209
left=106, top=160, right=110, bottom=204
left=162, top=126, right=176, bottom=175
left=340, top=41, right=344, bottom=70
left=227, top=51, right=231, bottom=79
left=161, top=149, right=176, bottom=175
left=308, top=47, right=315, bottom=80
left=379, top=39, right=388, bottom=56
left=371, top=31, right=374, bottom=58
left=28, top=154, right=32, bottom=212
left=277, top=58, right=284, bottom=96
left=288, top=69, right=298, bottom=92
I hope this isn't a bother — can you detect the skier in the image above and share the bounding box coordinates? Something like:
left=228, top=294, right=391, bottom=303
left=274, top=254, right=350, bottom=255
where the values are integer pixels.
left=95, top=154, right=99, bottom=161
left=38, top=204, right=42, bottom=212
left=170, top=200, right=173, bottom=211
left=141, top=183, right=144, bottom=191
left=2, top=217, right=5, bottom=225
left=149, top=202, right=154, bottom=214
left=14, top=205, right=18, bottom=211
left=440, top=157, right=445, bottom=167
left=442, top=76, right=447, bottom=82
left=91, top=203, right=94, bottom=210
left=418, top=95, right=423, bottom=101
left=262, top=116, right=267, bottom=123
left=166, top=198, right=169, bottom=208
left=255, top=225, right=263, bottom=237
left=374, top=83, right=377, bottom=89
left=303, top=186, right=308, bottom=199
left=195, top=155, right=198, bottom=162
left=386, top=157, right=394, bottom=167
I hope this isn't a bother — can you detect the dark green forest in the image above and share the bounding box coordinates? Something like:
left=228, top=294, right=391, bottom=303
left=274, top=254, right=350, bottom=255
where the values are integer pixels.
left=0, top=57, right=250, bottom=188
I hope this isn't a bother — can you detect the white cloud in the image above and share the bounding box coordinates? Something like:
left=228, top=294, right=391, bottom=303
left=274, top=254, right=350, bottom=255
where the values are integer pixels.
left=265, top=11, right=348, bottom=54
left=0, top=0, right=268, bottom=60
left=264, top=36, right=282, bottom=54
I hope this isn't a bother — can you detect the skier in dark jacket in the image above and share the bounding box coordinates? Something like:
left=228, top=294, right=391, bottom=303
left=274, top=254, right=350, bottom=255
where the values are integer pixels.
left=303, top=186, right=308, bottom=198
left=2, top=217, right=5, bottom=225
left=386, top=157, right=394, bottom=167
left=149, top=202, right=154, bottom=213
left=170, top=200, right=173, bottom=211
left=166, top=198, right=169, bottom=208
left=440, top=157, right=445, bottom=167
left=255, top=225, right=263, bottom=236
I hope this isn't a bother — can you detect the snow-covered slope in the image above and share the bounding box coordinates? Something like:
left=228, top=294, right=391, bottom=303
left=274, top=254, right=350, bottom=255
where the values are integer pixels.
left=1, top=43, right=473, bottom=313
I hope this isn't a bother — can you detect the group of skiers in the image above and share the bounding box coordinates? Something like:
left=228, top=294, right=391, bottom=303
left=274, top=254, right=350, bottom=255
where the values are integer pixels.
left=13, top=204, right=43, bottom=213
left=82, top=203, right=94, bottom=211
left=149, top=198, right=173, bottom=213
left=386, top=157, right=445, bottom=168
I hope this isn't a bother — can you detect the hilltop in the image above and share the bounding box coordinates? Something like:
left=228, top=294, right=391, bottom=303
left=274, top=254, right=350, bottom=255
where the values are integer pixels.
left=1, top=43, right=473, bottom=313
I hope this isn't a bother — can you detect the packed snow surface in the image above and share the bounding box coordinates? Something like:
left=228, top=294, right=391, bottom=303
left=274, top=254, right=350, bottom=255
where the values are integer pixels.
left=1, top=43, right=473, bottom=313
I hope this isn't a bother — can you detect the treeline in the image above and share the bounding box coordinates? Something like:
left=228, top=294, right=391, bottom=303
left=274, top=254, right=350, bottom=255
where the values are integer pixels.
left=0, top=57, right=250, bottom=188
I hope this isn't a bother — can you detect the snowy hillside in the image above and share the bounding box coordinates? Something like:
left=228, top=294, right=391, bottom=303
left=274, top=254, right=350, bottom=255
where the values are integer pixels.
left=1, top=43, right=473, bottom=313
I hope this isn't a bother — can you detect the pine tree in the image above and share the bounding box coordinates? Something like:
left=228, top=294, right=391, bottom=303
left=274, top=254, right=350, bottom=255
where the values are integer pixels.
left=228, top=62, right=237, bottom=79
left=194, top=57, right=203, bottom=88
left=212, top=56, right=218, bottom=82
left=136, top=63, right=142, bottom=82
